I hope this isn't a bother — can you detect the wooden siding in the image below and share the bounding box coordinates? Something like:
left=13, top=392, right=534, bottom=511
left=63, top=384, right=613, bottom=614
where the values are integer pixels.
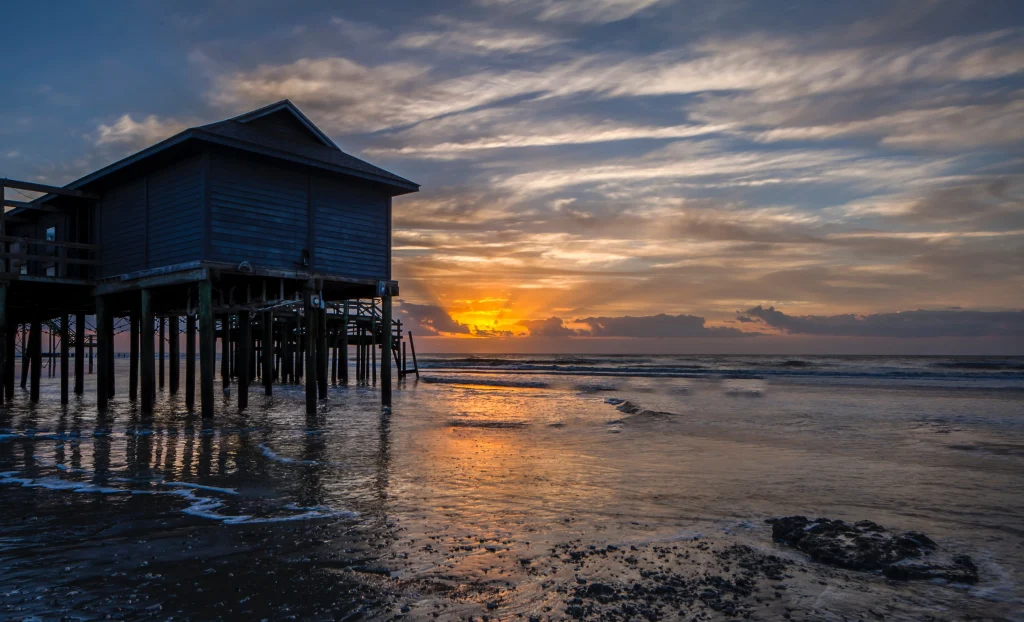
left=208, top=154, right=309, bottom=270
left=312, top=175, right=390, bottom=280
left=98, top=178, right=145, bottom=278
left=147, top=156, right=203, bottom=267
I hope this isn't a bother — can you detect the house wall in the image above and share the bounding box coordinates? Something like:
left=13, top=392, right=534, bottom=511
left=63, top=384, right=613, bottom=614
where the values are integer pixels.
left=96, top=154, right=203, bottom=278
left=207, top=151, right=391, bottom=280
left=93, top=149, right=392, bottom=281
left=311, top=174, right=390, bottom=280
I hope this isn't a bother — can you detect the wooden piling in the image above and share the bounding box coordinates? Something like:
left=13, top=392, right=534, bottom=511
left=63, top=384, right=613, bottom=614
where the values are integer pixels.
left=60, top=314, right=69, bottom=404
left=4, top=321, right=13, bottom=401
left=129, top=308, right=139, bottom=401
left=185, top=314, right=196, bottom=409
left=304, top=288, right=317, bottom=414
left=221, top=314, right=231, bottom=391
left=238, top=310, right=250, bottom=411
left=29, top=319, right=41, bottom=403
left=96, top=297, right=109, bottom=409
left=331, top=331, right=338, bottom=386
left=297, top=314, right=304, bottom=382
left=106, top=314, right=114, bottom=398
left=158, top=317, right=165, bottom=390
left=371, top=311, right=377, bottom=386
left=21, top=323, right=29, bottom=389
left=0, top=285, right=5, bottom=406
left=141, top=289, right=155, bottom=414
left=74, top=312, right=85, bottom=395
left=341, top=302, right=349, bottom=385
left=409, top=332, right=420, bottom=378
left=199, top=280, right=215, bottom=418
left=169, top=316, right=180, bottom=395
left=317, top=307, right=328, bottom=399
left=281, top=319, right=292, bottom=383
left=262, top=311, right=273, bottom=396
left=381, top=294, right=393, bottom=408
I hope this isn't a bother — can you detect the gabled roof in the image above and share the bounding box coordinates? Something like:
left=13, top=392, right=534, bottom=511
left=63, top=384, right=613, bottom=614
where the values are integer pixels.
left=22, top=100, right=418, bottom=208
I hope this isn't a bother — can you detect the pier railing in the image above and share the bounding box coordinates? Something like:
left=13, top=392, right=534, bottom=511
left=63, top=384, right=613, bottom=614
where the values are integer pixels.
left=0, top=235, right=99, bottom=280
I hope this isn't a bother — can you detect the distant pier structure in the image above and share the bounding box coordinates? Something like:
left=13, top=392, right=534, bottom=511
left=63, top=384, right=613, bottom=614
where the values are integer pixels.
left=1, top=100, right=420, bottom=416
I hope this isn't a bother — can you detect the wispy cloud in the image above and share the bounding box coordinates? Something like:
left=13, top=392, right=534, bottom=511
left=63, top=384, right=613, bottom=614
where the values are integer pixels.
left=476, top=0, right=671, bottom=24
left=394, top=17, right=565, bottom=55
left=93, top=114, right=193, bottom=149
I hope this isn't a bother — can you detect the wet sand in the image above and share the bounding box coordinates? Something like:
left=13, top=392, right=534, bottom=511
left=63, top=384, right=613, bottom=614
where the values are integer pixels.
left=2, top=356, right=1022, bottom=620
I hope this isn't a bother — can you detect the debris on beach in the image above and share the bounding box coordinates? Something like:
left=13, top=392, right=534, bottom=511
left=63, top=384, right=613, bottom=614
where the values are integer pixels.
left=766, top=516, right=979, bottom=583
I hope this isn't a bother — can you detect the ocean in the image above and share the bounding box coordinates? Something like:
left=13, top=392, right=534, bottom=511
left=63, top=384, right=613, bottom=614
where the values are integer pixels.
left=1, top=354, right=1022, bottom=620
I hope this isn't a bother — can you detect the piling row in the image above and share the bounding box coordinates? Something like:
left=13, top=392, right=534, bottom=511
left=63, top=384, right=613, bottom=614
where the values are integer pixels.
left=0, top=279, right=419, bottom=418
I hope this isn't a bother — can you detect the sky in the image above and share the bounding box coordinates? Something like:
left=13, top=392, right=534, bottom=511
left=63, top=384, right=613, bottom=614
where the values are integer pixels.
left=3, top=0, right=1023, bottom=353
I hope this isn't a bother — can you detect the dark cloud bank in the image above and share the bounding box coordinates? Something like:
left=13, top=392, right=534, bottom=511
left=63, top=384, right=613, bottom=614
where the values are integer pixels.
left=399, top=302, right=1023, bottom=340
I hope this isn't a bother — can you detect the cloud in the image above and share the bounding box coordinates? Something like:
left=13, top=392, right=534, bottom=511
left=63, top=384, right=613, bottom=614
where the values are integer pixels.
left=517, top=316, right=581, bottom=337
left=742, top=306, right=1024, bottom=338
left=749, top=98, right=1024, bottom=150
left=207, top=29, right=1023, bottom=139
left=476, top=0, right=671, bottom=24
left=396, top=301, right=471, bottom=335
left=394, top=18, right=565, bottom=55
left=575, top=313, right=750, bottom=337
left=94, top=114, right=193, bottom=149
left=366, top=106, right=730, bottom=160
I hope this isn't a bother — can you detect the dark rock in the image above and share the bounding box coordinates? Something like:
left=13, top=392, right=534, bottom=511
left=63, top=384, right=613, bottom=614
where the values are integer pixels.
left=766, top=516, right=977, bottom=583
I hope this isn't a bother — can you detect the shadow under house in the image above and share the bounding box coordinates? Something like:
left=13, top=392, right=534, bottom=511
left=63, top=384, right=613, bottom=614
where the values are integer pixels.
left=1, top=100, right=421, bottom=417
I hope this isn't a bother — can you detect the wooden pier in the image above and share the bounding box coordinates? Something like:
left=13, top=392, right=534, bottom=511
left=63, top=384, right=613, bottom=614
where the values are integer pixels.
left=1, top=100, right=419, bottom=416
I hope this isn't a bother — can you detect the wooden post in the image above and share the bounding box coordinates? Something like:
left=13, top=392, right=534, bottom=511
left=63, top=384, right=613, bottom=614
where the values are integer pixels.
left=403, top=341, right=408, bottom=377
left=96, top=297, right=109, bottom=409
left=297, top=313, right=304, bottom=382
left=21, top=323, right=29, bottom=389
left=356, top=328, right=362, bottom=384
left=74, top=312, right=85, bottom=394
left=199, top=280, right=215, bottom=418
left=185, top=314, right=196, bottom=409
left=88, top=332, right=93, bottom=374
left=317, top=306, right=328, bottom=399
left=106, top=314, right=115, bottom=397
left=158, top=317, right=165, bottom=390
left=331, top=330, right=338, bottom=386
left=281, top=318, right=291, bottom=383
left=169, top=316, right=179, bottom=395
left=221, top=314, right=230, bottom=391
left=0, top=285, right=5, bottom=406
left=4, top=320, right=13, bottom=401
left=238, top=310, right=250, bottom=411
left=129, top=308, right=139, bottom=401
left=60, top=313, right=69, bottom=404
left=371, top=310, right=377, bottom=386
left=409, top=332, right=420, bottom=378
left=29, top=319, right=41, bottom=403
left=381, top=293, right=392, bottom=408
left=262, top=311, right=273, bottom=395
left=304, top=288, right=317, bottom=414
left=141, top=289, right=155, bottom=414
left=341, top=302, right=349, bottom=385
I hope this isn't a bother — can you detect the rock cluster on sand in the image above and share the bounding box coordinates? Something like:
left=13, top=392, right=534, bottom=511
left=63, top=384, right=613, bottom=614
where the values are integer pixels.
left=766, top=516, right=978, bottom=583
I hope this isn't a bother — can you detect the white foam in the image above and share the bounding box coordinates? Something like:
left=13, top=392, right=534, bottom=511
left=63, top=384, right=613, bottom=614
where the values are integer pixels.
left=258, top=443, right=322, bottom=466
left=1, top=467, right=355, bottom=525
left=0, top=471, right=128, bottom=495
left=163, top=481, right=240, bottom=496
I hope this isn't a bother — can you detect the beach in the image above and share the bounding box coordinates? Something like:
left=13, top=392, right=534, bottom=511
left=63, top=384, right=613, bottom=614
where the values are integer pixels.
left=2, top=354, right=1022, bottom=620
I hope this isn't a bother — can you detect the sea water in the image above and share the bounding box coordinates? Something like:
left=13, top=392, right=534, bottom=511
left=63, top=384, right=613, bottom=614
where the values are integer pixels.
left=1, top=355, right=1022, bottom=619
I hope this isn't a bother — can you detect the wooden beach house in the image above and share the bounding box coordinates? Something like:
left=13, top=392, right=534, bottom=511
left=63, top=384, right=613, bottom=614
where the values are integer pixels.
left=1, top=100, right=420, bottom=416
